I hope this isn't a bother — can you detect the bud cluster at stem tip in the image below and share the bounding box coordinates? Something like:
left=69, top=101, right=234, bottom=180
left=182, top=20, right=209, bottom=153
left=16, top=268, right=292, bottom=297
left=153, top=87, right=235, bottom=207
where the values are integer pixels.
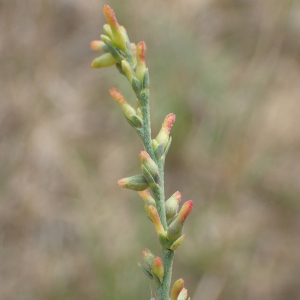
left=103, top=5, right=127, bottom=50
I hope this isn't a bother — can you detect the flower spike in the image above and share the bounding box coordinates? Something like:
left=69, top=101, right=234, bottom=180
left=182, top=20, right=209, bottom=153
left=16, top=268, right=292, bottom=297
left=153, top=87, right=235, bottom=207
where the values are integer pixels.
left=90, top=5, right=194, bottom=298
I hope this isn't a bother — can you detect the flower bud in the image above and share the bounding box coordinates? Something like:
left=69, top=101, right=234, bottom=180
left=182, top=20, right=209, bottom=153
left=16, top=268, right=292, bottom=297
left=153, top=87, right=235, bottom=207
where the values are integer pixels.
left=121, top=60, right=134, bottom=82
left=170, top=279, right=184, bottom=300
left=103, top=24, right=113, bottom=39
left=156, top=113, right=176, bottom=148
left=165, top=191, right=181, bottom=220
left=100, top=34, right=112, bottom=45
left=103, top=5, right=127, bottom=50
left=153, top=257, right=164, bottom=281
left=109, top=88, right=136, bottom=121
left=139, top=151, right=159, bottom=179
left=169, top=234, right=185, bottom=251
left=178, top=288, right=188, bottom=300
left=142, top=249, right=155, bottom=273
left=148, top=205, right=165, bottom=235
left=131, top=43, right=137, bottom=66
left=90, top=40, right=109, bottom=52
left=91, top=53, right=117, bottom=68
left=152, top=139, right=159, bottom=150
left=136, top=41, right=147, bottom=82
left=167, top=200, right=194, bottom=242
left=118, top=174, right=149, bottom=191
left=138, top=190, right=156, bottom=207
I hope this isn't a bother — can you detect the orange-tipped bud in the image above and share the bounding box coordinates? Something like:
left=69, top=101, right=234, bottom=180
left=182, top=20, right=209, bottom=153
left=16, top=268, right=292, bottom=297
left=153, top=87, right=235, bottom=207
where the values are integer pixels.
left=156, top=113, right=176, bottom=148
left=131, top=43, right=137, bottom=66
left=91, top=53, right=117, bottom=68
left=178, top=288, right=188, bottom=300
left=170, top=279, right=184, bottom=300
left=117, top=174, right=149, bottom=191
left=165, top=191, right=182, bottom=220
left=142, top=249, right=155, bottom=273
left=178, top=200, right=194, bottom=224
left=103, top=5, right=127, bottom=50
left=109, top=88, right=136, bottom=120
left=153, top=257, right=164, bottom=280
left=136, top=41, right=147, bottom=82
left=148, top=205, right=165, bottom=235
left=167, top=200, right=194, bottom=242
left=121, top=60, right=134, bottom=82
left=137, top=41, right=146, bottom=64
left=103, top=5, right=118, bottom=29
left=139, top=151, right=159, bottom=178
left=90, top=40, right=109, bottom=52
left=138, top=190, right=156, bottom=207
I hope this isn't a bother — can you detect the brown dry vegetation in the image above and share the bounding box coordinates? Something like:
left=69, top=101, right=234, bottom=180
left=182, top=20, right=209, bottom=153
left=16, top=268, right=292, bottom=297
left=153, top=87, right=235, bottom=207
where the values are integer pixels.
left=1, top=0, right=300, bottom=299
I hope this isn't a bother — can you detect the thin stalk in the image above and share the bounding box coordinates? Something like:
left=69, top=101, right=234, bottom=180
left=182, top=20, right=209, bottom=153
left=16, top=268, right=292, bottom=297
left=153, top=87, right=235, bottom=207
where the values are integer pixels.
left=139, top=94, right=175, bottom=300
left=158, top=249, right=175, bottom=300
left=138, top=91, right=156, bottom=161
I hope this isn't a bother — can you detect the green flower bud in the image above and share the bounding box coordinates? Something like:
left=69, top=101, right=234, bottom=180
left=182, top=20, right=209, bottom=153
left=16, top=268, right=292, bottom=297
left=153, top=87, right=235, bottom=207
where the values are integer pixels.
left=165, top=191, right=181, bottom=220
left=139, top=151, right=159, bottom=179
left=142, top=249, right=155, bottom=273
left=109, top=88, right=136, bottom=121
left=167, top=201, right=193, bottom=242
left=156, top=113, right=176, bottom=148
left=91, top=53, right=117, bottom=68
left=117, top=175, right=149, bottom=191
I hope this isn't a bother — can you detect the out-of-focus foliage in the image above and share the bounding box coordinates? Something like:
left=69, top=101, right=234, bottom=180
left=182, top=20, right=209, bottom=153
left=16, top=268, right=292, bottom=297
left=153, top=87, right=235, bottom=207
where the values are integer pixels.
left=1, top=0, right=300, bottom=299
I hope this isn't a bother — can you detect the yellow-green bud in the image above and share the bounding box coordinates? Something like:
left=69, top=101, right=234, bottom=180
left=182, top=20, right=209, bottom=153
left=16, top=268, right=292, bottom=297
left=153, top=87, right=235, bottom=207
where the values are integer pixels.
left=136, top=41, right=147, bottom=82
left=165, top=191, right=181, bottom=220
left=170, top=279, right=184, bottom=300
left=167, top=201, right=194, bottom=242
left=117, top=175, right=149, bottom=191
left=121, top=60, right=134, bottom=82
left=153, top=257, right=164, bottom=281
left=103, top=5, right=127, bottom=50
left=91, top=53, right=117, bottom=68
left=156, top=113, right=176, bottom=148
left=109, top=88, right=136, bottom=121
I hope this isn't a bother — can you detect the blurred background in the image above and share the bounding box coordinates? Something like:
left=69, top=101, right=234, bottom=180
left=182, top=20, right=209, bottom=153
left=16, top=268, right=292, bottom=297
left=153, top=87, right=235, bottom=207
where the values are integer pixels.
left=1, top=0, right=300, bottom=299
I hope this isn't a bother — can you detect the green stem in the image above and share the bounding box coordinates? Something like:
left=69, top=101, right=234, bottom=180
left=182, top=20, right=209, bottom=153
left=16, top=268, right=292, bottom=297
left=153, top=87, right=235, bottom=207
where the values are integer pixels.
left=157, top=249, right=175, bottom=300
left=138, top=90, right=156, bottom=161
left=138, top=90, right=175, bottom=300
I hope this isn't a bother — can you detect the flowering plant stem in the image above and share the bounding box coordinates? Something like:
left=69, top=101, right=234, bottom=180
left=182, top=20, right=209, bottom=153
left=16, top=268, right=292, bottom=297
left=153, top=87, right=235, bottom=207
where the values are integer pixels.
left=91, top=5, right=193, bottom=300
